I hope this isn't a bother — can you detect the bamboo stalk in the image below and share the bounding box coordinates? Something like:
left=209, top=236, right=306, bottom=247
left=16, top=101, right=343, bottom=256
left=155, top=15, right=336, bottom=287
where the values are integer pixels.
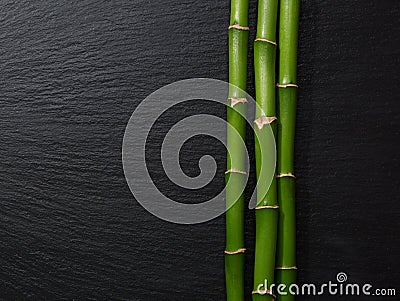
left=252, top=0, right=279, bottom=300
left=225, top=0, right=249, bottom=300
left=276, top=0, right=300, bottom=300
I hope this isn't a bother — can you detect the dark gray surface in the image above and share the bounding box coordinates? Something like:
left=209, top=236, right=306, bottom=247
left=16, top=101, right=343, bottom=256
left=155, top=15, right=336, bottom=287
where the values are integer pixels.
left=1, top=0, right=399, bottom=300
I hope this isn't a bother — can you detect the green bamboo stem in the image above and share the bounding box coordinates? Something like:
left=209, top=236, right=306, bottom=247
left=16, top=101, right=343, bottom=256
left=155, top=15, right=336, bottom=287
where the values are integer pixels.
left=252, top=0, right=279, bottom=300
left=276, top=0, right=300, bottom=300
left=225, top=0, right=249, bottom=300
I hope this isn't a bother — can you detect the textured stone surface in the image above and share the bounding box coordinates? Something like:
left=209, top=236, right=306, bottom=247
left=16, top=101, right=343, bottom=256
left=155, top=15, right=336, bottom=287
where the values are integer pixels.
left=0, top=0, right=399, bottom=300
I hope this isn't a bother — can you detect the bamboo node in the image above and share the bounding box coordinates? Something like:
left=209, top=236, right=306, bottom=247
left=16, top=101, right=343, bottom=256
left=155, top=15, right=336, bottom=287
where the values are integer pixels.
left=228, top=97, right=247, bottom=108
left=255, top=205, right=279, bottom=210
left=228, top=24, right=250, bottom=31
left=275, top=266, right=298, bottom=270
left=276, top=173, right=296, bottom=179
left=225, top=168, right=247, bottom=175
left=255, top=38, right=277, bottom=46
left=276, top=83, right=298, bottom=88
left=252, top=288, right=276, bottom=299
left=224, top=248, right=246, bottom=255
left=254, top=116, right=277, bottom=130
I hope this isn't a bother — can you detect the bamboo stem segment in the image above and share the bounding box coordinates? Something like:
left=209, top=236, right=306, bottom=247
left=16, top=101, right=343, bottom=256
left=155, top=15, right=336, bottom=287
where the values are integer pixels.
left=225, top=0, right=249, bottom=300
left=276, top=1, right=300, bottom=300
left=253, top=0, right=279, bottom=300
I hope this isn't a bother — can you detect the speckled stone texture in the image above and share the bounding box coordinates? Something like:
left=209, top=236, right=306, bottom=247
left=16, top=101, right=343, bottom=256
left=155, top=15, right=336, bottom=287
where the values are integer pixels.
left=0, top=0, right=399, bottom=300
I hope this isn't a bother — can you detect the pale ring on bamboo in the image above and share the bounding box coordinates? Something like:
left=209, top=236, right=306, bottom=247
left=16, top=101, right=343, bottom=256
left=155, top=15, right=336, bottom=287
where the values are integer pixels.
left=228, top=24, right=250, bottom=31
left=255, top=38, right=277, bottom=46
left=255, top=205, right=279, bottom=210
left=251, top=289, right=276, bottom=299
left=276, top=83, right=298, bottom=88
left=224, top=248, right=246, bottom=255
left=276, top=173, right=296, bottom=178
left=228, top=97, right=247, bottom=108
left=225, top=168, right=247, bottom=175
left=275, top=266, right=298, bottom=270
left=254, top=116, right=277, bottom=130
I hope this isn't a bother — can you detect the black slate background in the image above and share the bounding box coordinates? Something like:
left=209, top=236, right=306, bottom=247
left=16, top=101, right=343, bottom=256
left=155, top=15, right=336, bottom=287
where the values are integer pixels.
left=1, top=0, right=399, bottom=300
